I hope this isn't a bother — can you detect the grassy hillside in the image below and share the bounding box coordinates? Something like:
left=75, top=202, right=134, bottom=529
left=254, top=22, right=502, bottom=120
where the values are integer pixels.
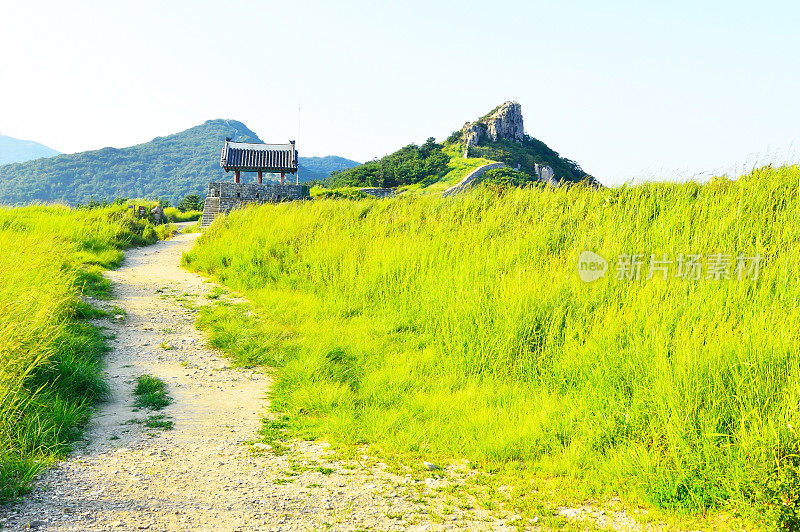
left=0, top=121, right=359, bottom=206
left=322, top=134, right=591, bottom=192
left=184, top=165, right=800, bottom=528
left=323, top=140, right=499, bottom=195
left=0, top=204, right=169, bottom=501
left=461, top=135, right=594, bottom=185
left=322, top=107, right=594, bottom=192
left=397, top=143, right=496, bottom=195
left=0, top=135, right=61, bottom=165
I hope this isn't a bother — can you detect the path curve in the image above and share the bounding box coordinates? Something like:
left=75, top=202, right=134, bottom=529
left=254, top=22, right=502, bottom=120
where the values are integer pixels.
left=1, top=228, right=512, bottom=531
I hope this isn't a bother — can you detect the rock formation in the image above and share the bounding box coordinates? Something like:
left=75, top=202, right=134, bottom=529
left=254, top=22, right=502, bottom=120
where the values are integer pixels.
left=534, top=163, right=556, bottom=186
left=460, top=101, right=525, bottom=147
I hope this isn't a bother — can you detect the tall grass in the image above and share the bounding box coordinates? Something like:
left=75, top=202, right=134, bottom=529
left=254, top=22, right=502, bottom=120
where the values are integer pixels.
left=163, top=207, right=202, bottom=223
left=0, top=204, right=169, bottom=501
left=184, top=165, right=800, bottom=525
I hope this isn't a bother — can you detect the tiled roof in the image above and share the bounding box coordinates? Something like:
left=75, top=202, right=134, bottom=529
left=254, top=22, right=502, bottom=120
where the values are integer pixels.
left=220, top=140, right=298, bottom=172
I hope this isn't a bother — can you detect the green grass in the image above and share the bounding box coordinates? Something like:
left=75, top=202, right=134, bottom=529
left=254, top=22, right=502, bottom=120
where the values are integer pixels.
left=181, top=221, right=202, bottom=233
left=0, top=202, right=169, bottom=502
left=398, top=144, right=495, bottom=195
left=125, top=414, right=174, bottom=430
left=133, top=375, right=172, bottom=411
left=163, top=207, right=202, bottom=223
left=205, top=286, right=227, bottom=300
left=314, top=146, right=495, bottom=199
left=184, top=165, right=800, bottom=528
left=144, top=414, right=174, bottom=430
left=257, top=416, right=291, bottom=455
left=310, top=186, right=372, bottom=200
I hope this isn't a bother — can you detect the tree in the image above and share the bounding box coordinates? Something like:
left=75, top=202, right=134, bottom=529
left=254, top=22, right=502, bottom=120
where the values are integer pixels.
left=153, top=197, right=171, bottom=208
left=324, top=141, right=449, bottom=189
left=178, top=194, right=204, bottom=212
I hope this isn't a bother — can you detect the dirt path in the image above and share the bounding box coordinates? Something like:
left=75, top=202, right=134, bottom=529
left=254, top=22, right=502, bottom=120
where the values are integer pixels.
left=1, top=229, right=515, bottom=531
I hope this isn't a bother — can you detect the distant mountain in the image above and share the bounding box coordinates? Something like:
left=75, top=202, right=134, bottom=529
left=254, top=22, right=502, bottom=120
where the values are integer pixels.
left=0, top=120, right=359, bottom=205
left=0, top=135, right=61, bottom=165
left=299, top=156, right=360, bottom=182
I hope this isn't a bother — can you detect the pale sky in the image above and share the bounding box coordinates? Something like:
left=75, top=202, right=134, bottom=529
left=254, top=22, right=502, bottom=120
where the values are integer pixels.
left=1, top=0, right=798, bottom=185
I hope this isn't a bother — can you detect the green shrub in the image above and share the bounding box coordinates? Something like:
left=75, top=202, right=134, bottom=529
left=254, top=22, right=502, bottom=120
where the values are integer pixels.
left=178, top=194, right=205, bottom=212
left=163, top=206, right=202, bottom=222
left=481, top=167, right=538, bottom=188
left=324, top=138, right=449, bottom=188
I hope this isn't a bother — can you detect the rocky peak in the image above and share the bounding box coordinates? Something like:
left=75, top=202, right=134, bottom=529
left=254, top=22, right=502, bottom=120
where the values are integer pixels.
left=461, top=101, right=525, bottom=147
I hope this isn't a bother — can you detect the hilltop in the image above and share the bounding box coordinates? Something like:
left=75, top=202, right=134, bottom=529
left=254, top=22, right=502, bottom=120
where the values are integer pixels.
left=454, top=101, right=596, bottom=185
left=0, top=121, right=359, bottom=205
left=324, top=101, right=596, bottom=191
left=0, top=134, right=61, bottom=165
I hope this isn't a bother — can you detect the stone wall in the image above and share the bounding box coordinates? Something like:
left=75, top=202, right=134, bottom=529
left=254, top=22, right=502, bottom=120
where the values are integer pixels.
left=358, top=188, right=396, bottom=198
left=442, top=162, right=506, bottom=197
left=207, top=182, right=310, bottom=214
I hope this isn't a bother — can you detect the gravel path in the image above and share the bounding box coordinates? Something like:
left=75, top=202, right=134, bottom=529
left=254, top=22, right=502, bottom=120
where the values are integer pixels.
left=0, top=228, right=515, bottom=531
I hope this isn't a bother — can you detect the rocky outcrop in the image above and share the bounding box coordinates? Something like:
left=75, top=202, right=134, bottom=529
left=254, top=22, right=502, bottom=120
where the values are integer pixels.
left=461, top=101, right=524, bottom=147
left=485, top=101, right=524, bottom=142
left=461, top=123, right=484, bottom=147
left=455, top=102, right=558, bottom=188
left=534, top=163, right=556, bottom=186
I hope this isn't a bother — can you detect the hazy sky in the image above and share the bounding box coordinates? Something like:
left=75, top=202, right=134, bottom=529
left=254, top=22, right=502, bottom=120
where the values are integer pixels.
left=1, top=0, right=798, bottom=185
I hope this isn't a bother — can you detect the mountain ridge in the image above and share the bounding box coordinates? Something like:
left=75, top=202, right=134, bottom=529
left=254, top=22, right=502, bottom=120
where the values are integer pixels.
left=0, top=135, right=61, bottom=165
left=0, top=120, right=359, bottom=205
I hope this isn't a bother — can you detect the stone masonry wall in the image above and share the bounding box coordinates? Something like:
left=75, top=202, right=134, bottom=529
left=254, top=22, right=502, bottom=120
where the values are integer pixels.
left=358, top=188, right=396, bottom=198
left=207, top=182, right=310, bottom=214
left=442, top=162, right=506, bottom=197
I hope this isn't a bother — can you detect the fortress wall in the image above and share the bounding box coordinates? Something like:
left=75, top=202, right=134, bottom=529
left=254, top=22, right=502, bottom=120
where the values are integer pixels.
left=207, top=182, right=310, bottom=214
